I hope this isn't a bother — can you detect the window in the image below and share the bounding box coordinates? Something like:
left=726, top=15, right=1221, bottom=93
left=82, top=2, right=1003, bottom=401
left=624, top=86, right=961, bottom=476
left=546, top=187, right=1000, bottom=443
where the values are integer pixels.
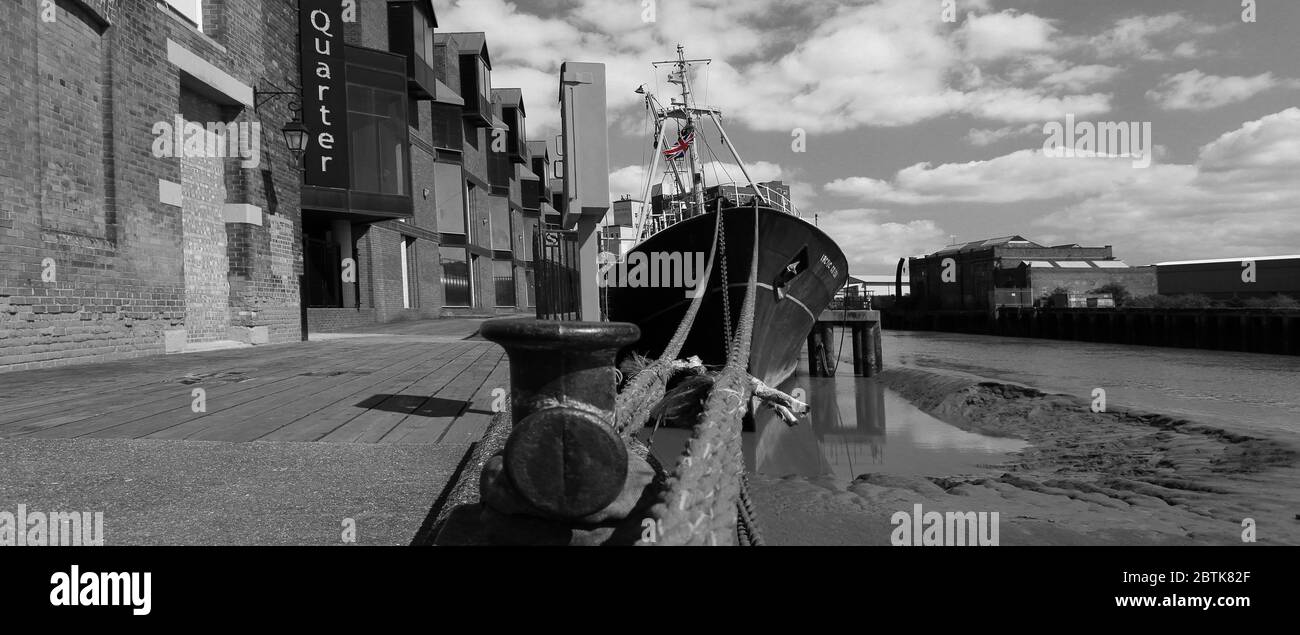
left=489, top=197, right=511, bottom=250
left=348, top=83, right=409, bottom=195
left=163, top=0, right=202, bottom=31
left=412, top=11, right=435, bottom=66
left=478, top=60, right=491, bottom=97
left=440, top=246, right=472, bottom=307
left=401, top=237, right=418, bottom=309
left=434, top=163, right=465, bottom=234
left=520, top=216, right=537, bottom=261
left=493, top=260, right=515, bottom=307
left=467, top=182, right=485, bottom=245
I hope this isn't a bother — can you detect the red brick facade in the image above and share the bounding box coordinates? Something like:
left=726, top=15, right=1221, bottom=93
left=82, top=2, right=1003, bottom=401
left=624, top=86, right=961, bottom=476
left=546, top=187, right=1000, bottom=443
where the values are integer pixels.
left=0, top=0, right=303, bottom=371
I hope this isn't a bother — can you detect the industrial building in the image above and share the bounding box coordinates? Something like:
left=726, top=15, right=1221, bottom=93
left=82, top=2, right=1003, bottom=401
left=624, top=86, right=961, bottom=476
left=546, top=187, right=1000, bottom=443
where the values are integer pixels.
left=908, top=236, right=1156, bottom=311
left=1155, top=255, right=1300, bottom=300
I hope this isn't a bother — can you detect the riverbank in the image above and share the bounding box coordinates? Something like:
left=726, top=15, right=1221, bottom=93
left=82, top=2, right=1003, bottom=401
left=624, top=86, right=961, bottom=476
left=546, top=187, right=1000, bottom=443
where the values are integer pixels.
left=749, top=366, right=1300, bottom=545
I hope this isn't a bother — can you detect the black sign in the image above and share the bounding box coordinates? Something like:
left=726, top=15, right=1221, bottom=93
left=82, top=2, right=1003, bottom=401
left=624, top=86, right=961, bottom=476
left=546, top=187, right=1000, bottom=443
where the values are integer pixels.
left=299, top=0, right=349, bottom=187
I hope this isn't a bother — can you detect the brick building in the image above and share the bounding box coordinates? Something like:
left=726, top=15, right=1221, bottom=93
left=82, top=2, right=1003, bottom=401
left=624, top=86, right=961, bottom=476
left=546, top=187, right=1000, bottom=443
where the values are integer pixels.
left=302, top=2, right=543, bottom=331
left=908, top=236, right=1156, bottom=311
left=1, top=0, right=547, bottom=372
left=1, top=0, right=304, bottom=372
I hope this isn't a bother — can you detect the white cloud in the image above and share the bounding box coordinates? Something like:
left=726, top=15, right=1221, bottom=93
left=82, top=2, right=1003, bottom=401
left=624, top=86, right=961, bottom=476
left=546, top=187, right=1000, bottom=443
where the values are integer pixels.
left=966, top=123, right=1040, bottom=146
left=1083, top=13, right=1220, bottom=61
left=1039, top=64, right=1123, bottom=92
left=1146, top=70, right=1296, bottom=111
left=815, top=211, right=948, bottom=271
left=828, top=109, right=1300, bottom=264
left=958, top=11, right=1059, bottom=61
left=436, top=0, right=1122, bottom=137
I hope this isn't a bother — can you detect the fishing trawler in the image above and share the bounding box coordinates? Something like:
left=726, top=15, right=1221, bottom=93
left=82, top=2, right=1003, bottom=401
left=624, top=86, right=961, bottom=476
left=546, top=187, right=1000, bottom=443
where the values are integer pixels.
left=606, top=46, right=849, bottom=388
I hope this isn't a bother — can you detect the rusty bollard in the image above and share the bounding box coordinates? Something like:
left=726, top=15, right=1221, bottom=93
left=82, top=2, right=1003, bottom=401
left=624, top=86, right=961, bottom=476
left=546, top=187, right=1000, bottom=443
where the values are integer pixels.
left=480, top=318, right=640, bottom=520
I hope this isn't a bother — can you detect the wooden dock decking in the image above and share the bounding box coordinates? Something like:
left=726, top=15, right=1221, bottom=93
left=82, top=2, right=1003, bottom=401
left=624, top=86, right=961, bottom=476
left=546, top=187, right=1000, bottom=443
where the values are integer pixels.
left=0, top=324, right=508, bottom=445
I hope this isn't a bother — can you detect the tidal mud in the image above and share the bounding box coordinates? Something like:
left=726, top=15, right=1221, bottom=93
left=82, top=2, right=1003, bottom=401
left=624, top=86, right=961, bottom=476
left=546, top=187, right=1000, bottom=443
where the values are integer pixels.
left=748, top=367, right=1300, bottom=546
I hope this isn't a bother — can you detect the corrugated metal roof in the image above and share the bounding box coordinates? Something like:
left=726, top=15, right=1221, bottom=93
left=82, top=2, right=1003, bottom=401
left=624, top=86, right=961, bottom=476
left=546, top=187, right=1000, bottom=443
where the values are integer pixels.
left=1155, top=255, right=1300, bottom=266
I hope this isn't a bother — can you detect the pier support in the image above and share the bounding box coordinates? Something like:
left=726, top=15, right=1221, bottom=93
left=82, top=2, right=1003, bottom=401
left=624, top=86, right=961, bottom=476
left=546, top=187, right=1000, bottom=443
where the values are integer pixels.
left=807, top=323, right=834, bottom=377
left=814, top=310, right=882, bottom=377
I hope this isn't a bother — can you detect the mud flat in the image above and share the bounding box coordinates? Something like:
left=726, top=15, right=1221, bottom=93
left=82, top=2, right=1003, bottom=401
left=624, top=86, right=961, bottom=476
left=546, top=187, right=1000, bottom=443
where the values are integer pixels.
left=748, top=367, right=1300, bottom=546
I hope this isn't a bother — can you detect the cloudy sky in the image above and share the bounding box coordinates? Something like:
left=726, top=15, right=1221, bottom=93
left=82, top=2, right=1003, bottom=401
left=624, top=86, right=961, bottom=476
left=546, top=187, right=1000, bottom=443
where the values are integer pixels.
left=437, top=0, right=1300, bottom=275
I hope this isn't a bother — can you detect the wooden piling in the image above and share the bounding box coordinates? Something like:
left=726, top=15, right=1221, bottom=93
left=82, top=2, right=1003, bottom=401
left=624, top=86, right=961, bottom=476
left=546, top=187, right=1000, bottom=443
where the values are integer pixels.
left=851, top=323, right=865, bottom=377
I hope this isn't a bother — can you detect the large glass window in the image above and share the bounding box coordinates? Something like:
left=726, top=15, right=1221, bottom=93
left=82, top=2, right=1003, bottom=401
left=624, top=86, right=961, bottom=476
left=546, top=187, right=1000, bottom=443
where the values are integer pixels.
left=348, top=83, right=408, bottom=195
left=434, top=163, right=465, bottom=234
left=441, top=246, right=471, bottom=307
left=520, top=216, right=537, bottom=261
left=489, top=198, right=511, bottom=251
left=493, top=260, right=516, bottom=307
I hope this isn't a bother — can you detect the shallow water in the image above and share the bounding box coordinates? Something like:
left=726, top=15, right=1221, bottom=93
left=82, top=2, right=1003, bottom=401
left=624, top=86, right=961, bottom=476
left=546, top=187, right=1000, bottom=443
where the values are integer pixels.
left=883, top=330, right=1300, bottom=437
left=646, top=368, right=1026, bottom=482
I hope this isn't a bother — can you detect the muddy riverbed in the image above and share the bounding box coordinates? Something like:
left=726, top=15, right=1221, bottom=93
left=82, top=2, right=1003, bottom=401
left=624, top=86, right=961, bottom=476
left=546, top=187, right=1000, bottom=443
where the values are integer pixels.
left=744, top=366, right=1300, bottom=546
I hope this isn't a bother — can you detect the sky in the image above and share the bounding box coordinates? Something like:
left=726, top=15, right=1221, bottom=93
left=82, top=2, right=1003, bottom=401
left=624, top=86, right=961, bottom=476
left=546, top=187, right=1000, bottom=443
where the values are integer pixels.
left=436, top=0, right=1300, bottom=275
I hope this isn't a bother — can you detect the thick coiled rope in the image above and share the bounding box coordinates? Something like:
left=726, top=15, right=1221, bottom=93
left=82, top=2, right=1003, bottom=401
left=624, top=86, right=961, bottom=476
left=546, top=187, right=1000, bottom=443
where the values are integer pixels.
left=641, top=205, right=762, bottom=546
left=614, top=207, right=726, bottom=438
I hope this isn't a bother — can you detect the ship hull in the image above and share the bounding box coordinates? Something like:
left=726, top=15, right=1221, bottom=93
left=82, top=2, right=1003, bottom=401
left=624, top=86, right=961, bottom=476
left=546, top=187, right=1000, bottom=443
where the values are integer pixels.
left=607, top=206, right=848, bottom=387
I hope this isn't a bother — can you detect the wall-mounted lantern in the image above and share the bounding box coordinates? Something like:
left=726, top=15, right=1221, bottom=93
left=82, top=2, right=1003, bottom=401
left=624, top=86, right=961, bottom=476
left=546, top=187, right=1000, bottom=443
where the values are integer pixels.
left=254, top=81, right=309, bottom=167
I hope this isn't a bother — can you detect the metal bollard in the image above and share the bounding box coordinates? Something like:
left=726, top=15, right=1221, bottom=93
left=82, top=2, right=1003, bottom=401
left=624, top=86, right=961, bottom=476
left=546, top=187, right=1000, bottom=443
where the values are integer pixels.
left=479, top=318, right=640, bottom=520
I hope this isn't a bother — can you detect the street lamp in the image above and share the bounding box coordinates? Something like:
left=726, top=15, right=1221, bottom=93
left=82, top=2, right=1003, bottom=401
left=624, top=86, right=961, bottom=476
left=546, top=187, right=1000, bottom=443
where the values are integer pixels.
left=254, top=82, right=309, bottom=166
left=280, top=116, right=310, bottom=165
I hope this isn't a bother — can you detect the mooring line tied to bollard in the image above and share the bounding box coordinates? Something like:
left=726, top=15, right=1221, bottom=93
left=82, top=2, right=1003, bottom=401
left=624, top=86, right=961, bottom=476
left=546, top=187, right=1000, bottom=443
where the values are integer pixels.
left=638, top=205, right=766, bottom=546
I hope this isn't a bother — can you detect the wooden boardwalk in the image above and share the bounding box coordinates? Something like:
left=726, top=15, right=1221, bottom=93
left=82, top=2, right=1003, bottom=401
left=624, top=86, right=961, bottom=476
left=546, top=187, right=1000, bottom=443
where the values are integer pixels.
left=0, top=321, right=509, bottom=445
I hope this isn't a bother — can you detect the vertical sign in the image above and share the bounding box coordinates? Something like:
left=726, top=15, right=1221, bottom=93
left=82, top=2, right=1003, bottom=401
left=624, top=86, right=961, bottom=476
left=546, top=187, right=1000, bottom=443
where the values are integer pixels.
left=300, top=0, right=350, bottom=187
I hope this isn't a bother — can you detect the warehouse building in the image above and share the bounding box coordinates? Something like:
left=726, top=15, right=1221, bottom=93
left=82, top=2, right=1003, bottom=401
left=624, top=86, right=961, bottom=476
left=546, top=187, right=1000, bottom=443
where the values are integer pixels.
left=0, top=0, right=545, bottom=372
left=1155, top=255, right=1300, bottom=300
left=908, top=236, right=1156, bottom=311
left=0, top=0, right=305, bottom=371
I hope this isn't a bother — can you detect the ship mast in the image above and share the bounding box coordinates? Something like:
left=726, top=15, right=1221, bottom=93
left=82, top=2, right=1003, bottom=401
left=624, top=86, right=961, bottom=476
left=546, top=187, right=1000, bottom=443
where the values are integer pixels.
left=675, top=45, right=707, bottom=215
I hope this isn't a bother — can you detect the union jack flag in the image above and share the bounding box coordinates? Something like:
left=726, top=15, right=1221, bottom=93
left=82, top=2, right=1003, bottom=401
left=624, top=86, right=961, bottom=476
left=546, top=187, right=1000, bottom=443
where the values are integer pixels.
left=663, top=125, right=695, bottom=160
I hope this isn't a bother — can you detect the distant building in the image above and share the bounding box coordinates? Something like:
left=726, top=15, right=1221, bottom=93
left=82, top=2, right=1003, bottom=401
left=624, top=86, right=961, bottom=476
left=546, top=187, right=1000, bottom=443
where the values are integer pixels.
left=843, top=275, right=909, bottom=297
left=1155, top=255, right=1300, bottom=300
left=909, top=236, right=1156, bottom=311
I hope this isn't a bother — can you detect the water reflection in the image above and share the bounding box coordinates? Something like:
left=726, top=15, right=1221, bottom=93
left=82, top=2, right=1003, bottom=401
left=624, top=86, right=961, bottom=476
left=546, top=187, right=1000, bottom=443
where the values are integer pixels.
left=749, top=371, right=1026, bottom=482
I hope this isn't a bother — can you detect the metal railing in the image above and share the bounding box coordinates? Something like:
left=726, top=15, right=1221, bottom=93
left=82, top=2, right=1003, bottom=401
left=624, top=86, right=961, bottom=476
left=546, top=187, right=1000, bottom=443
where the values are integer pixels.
left=715, top=182, right=802, bottom=218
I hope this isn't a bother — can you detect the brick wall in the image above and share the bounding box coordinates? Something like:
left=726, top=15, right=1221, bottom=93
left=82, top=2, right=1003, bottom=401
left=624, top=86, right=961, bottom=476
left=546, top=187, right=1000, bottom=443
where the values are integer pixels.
left=306, top=307, right=377, bottom=332
left=0, top=0, right=302, bottom=372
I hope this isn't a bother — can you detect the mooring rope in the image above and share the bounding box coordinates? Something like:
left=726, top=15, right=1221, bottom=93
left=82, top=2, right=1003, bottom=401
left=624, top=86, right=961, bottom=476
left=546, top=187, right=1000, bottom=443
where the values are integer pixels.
left=614, top=207, right=727, bottom=438
left=641, top=204, right=762, bottom=546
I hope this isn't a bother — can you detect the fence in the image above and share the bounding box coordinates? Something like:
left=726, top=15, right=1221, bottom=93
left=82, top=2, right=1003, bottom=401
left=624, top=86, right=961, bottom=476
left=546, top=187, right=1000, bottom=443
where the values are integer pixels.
left=533, top=227, right=581, bottom=320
